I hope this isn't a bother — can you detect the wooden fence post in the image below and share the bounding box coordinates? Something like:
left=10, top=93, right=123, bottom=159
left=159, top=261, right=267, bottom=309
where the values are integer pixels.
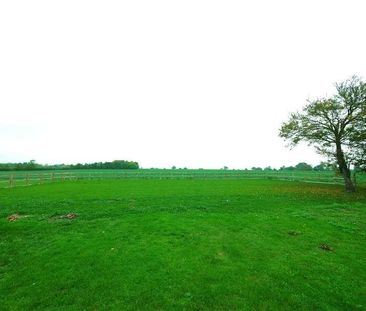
left=26, top=173, right=30, bottom=186
left=9, top=174, right=14, bottom=188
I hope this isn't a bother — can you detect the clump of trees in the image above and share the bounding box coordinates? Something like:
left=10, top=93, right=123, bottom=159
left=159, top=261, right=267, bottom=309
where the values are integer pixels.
left=251, top=167, right=263, bottom=171
left=71, top=160, right=139, bottom=170
left=0, top=160, right=41, bottom=171
left=280, top=76, right=366, bottom=192
left=279, top=162, right=334, bottom=171
left=0, top=160, right=139, bottom=171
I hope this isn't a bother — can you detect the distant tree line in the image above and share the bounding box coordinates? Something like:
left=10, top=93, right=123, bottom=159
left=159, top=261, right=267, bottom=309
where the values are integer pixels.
left=280, top=162, right=334, bottom=172
left=1, top=160, right=362, bottom=173
left=0, top=160, right=139, bottom=171
left=251, top=162, right=335, bottom=172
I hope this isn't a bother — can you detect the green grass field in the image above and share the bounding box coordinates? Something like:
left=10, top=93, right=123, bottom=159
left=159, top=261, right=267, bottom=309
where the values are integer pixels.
left=1, top=169, right=366, bottom=189
left=1, top=178, right=365, bottom=310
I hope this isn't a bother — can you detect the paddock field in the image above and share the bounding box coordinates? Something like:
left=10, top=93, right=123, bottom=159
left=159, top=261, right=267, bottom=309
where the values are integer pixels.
left=1, top=169, right=366, bottom=188
left=0, top=178, right=365, bottom=310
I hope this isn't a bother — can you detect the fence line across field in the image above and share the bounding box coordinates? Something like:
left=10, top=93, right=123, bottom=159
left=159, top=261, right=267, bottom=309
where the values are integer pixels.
left=0, top=171, right=349, bottom=189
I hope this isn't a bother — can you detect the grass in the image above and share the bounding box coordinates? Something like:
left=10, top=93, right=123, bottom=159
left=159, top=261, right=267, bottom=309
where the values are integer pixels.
left=0, top=179, right=365, bottom=310
left=1, top=169, right=366, bottom=189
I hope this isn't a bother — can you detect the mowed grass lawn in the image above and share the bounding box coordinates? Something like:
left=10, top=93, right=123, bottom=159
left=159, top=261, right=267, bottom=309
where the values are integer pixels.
left=0, top=180, right=365, bottom=310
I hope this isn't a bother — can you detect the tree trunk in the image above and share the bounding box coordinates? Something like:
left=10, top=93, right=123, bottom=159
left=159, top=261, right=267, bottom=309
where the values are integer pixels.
left=336, top=142, right=356, bottom=192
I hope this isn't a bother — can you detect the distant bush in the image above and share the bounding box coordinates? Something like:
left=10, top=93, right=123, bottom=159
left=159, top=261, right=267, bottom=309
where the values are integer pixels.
left=295, top=162, right=313, bottom=171
left=251, top=167, right=263, bottom=171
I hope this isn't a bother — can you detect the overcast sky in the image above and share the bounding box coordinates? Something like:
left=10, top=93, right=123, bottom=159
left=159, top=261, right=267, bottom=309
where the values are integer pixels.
left=1, top=1, right=365, bottom=169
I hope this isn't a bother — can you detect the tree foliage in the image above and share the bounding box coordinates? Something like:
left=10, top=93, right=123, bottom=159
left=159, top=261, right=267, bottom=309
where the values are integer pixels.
left=279, top=76, right=366, bottom=191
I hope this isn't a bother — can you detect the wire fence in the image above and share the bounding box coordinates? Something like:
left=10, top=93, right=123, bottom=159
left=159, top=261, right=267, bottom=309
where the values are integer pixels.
left=0, top=169, right=360, bottom=189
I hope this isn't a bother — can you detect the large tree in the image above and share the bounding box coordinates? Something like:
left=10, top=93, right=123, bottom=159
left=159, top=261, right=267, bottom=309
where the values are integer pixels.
left=279, top=76, right=366, bottom=192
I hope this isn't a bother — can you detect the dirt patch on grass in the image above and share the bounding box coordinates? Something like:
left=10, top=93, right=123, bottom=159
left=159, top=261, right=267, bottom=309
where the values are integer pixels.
left=319, top=243, right=333, bottom=251
left=49, top=213, right=78, bottom=221
left=7, top=214, right=19, bottom=222
left=64, top=213, right=78, bottom=219
left=7, top=214, right=30, bottom=222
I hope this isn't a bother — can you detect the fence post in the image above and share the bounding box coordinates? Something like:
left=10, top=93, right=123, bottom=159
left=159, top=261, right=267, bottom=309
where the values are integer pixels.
left=9, top=174, right=14, bottom=188
left=26, top=173, right=30, bottom=186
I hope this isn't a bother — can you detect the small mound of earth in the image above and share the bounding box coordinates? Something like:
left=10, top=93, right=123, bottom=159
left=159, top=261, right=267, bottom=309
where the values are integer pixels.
left=288, top=230, right=301, bottom=236
left=65, top=213, right=78, bottom=219
left=320, top=243, right=333, bottom=251
left=7, top=214, right=30, bottom=222
left=48, top=213, right=78, bottom=221
left=7, top=214, right=20, bottom=222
